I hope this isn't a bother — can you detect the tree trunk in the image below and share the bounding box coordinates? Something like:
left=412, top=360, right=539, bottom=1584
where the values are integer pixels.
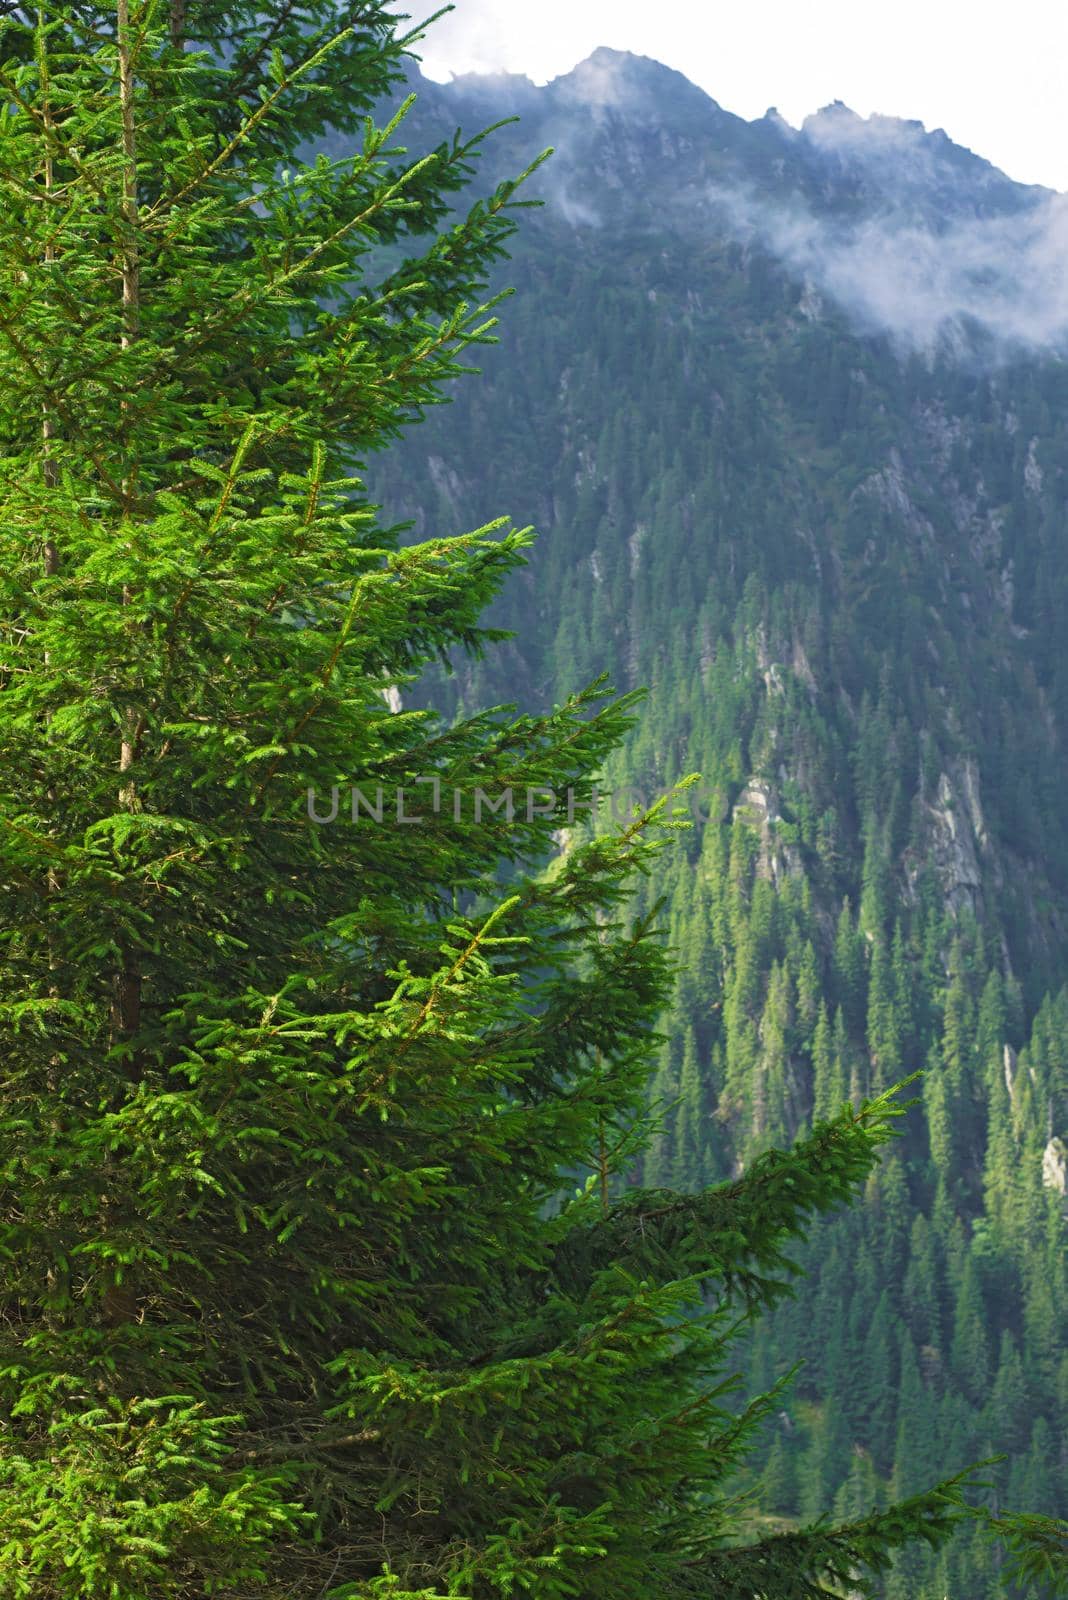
left=113, top=0, right=142, bottom=1046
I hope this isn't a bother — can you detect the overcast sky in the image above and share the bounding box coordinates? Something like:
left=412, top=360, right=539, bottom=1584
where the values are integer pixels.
left=401, top=0, right=1068, bottom=192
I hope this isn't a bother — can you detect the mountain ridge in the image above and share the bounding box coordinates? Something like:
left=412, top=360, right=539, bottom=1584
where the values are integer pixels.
left=416, top=46, right=1056, bottom=212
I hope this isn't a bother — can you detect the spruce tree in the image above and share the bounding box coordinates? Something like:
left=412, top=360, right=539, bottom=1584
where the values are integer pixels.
left=0, top=5, right=1064, bottom=1597
left=762, top=1429, right=799, bottom=1518
left=893, top=1335, right=940, bottom=1501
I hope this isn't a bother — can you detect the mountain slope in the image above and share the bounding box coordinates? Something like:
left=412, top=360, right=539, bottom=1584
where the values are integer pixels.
left=350, top=55, right=1068, bottom=1598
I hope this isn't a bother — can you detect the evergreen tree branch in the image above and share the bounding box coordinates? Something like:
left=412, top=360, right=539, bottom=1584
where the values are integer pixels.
left=551, top=1082, right=919, bottom=1305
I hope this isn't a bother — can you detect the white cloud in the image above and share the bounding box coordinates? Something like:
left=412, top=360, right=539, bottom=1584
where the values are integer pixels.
left=400, top=0, right=514, bottom=77
left=706, top=180, right=1068, bottom=355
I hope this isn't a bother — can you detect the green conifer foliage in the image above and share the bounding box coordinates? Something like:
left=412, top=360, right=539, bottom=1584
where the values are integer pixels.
left=0, top=6, right=1027, bottom=1597
left=832, top=899, right=866, bottom=1038
left=893, top=1335, right=939, bottom=1501
left=762, top=1427, right=800, bottom=1517
left=952, top=1256, right=992, bottom=1404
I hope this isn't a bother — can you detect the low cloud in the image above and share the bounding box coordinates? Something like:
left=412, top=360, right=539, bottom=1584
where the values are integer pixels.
left=703, top=103, right=1068, bottom=358
left=705, top=182, right=1068, bottom=358
left=800, top=101, right=947, bottom=174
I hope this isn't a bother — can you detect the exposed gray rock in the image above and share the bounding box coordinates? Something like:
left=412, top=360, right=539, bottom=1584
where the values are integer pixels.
left=907, top=756, right=989, bottom=917
left=733, top=780, right=803, bottom=886
left=1025, top=437, right=1044, bottom=495
left=1042, top=1136, right=1068, bottom=1198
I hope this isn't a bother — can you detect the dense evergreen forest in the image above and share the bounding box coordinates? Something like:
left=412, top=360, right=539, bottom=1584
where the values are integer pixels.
left=363, top=50, right=1068, bottom=1599
left=4, top=6, right=1068, bottom=1593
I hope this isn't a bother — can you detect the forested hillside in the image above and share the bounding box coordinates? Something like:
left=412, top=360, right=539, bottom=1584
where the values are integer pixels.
left=360, top=51, right=1068, bottom=1598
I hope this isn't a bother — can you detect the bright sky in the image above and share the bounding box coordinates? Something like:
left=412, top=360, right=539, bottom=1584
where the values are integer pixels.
left=400, top=0, right=1068, bottom=192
